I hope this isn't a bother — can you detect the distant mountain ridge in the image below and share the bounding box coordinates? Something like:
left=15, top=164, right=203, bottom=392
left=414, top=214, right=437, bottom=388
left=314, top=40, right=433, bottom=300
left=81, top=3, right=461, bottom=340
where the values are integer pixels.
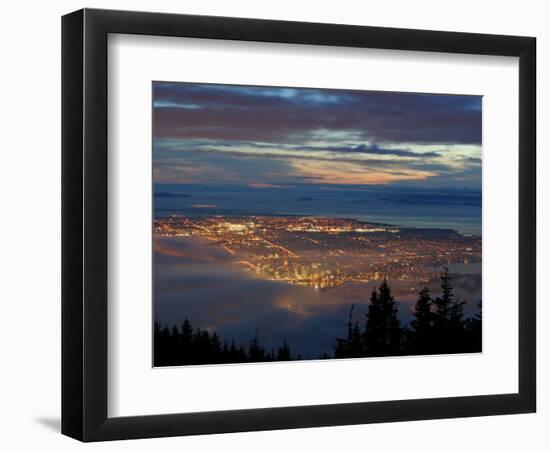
left=154, top=192, right=192, bottom=198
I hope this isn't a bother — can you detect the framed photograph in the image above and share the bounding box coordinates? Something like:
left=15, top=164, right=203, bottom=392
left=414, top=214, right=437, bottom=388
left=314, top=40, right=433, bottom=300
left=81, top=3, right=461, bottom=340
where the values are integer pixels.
left=61, top=8, right=536, bottom=441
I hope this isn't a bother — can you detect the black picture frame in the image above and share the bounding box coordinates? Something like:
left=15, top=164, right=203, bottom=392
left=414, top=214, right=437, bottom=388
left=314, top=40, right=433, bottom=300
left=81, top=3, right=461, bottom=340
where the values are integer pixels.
left=62, top=8, right=536, bottom=442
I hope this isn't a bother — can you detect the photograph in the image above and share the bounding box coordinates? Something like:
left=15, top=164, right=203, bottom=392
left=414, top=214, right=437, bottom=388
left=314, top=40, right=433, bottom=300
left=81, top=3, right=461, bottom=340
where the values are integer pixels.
left=0, top=1, right=542, bottom=447
left=152, top=82, right=483, bottom=366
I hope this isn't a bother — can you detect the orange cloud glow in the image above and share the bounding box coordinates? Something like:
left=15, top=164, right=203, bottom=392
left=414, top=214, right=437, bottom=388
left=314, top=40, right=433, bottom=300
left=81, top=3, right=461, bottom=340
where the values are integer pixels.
left=289, top=160, right=437, bottom=185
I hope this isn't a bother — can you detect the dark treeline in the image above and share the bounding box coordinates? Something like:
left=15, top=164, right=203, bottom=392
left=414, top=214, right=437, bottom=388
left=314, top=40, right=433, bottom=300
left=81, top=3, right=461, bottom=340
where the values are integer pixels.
left=335, top=268, right=481, bottom=358
left=154, top=268, right=481, bottom=366
left=154, top=321, right=294, bottom=366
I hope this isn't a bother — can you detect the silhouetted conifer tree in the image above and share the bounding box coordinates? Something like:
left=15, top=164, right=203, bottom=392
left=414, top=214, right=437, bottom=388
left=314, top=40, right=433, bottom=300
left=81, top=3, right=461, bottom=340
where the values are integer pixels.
left=364, top=289, right=383, bottom=355
left=154, top=321, right=164, bottom=365
left=432, top=268, right=453, bottom=352
left=180, top=318, right=193, bottom=364
left=448, top=298, right=467, bottom=352
left=365, top=280, right=401, bottom=356
left=431, top=268, right=471, bottom=353
left=350, top=323, right=362, bottom=356
left=411, top=287, right=434, bottom=354
left=334, top=338, right=348, bottom=358
left=464, top=299, right=482, bottom=352
left=237, top=345, right=247, bottom=362
left=335, top=304, right=363, bottom=357
left=154, top=274, right=481, bottom=366
left=228, top=339, right=240, bottom=362
left=433, top=268, right=453, bottom=323
left=248, top=331, right=266, bottom=362
left=277, top=339, right=291, bottom=361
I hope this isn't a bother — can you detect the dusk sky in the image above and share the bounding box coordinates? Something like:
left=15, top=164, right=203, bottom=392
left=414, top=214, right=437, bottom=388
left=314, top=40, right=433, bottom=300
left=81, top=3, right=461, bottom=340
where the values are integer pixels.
left=153, top=82, right=482, bottom=189
left=152, top=82, right=483, bottom=360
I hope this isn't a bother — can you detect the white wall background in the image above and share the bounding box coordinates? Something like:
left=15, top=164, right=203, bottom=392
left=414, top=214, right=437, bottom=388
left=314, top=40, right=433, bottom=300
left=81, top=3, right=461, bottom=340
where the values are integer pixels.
left=0, top=0, right=546, bottom=448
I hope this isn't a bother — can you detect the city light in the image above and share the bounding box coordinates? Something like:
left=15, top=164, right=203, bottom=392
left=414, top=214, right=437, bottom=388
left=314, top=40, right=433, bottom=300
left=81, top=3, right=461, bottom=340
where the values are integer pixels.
left=154, top=216, right=481, bottom=289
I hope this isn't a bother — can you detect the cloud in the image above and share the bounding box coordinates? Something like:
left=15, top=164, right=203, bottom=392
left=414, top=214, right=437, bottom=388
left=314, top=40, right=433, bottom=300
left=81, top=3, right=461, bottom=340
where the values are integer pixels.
left=153, top=82, right=482, bottom=145
left=157, top=146, right=437, bottom=168
left=299, top=143, right=440, bottom=158
left=153, top=82, right=482, bottom=188
left=154, top=235, right=481, bottom=357
left=288, top=160, right=438, bottom=185
left=153, top=138, right=481, bottom=187
left=465, top=157, right=482, bottom=164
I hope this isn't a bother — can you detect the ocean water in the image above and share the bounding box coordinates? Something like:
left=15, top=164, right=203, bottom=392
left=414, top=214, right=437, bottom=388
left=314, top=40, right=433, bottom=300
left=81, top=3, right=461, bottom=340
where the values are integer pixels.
left=154, top=184, right=482, bottom=235
left=153, top=184, right=482, bottom=358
